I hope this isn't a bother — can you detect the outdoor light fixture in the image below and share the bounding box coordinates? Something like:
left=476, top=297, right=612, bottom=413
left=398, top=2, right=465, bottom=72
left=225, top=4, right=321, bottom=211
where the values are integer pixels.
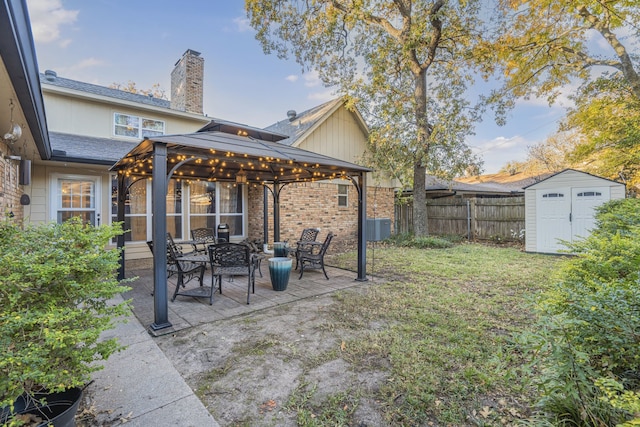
left=3, top=99, right=22, bottom=142
left=235, top=171, right=247, bottom=184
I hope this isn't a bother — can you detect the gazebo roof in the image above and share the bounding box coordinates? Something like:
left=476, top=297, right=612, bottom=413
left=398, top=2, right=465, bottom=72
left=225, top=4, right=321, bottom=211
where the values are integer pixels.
left=109, top=129, right=371, bottom=184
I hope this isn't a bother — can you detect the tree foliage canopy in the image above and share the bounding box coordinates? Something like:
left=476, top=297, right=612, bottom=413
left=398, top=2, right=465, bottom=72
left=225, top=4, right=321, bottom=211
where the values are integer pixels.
left=246, top=0, right=495, bottom=235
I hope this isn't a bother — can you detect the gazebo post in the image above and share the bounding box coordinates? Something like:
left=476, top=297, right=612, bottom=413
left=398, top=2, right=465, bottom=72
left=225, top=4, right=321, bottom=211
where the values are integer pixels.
left=263, top=185, right=269, bottom=245
left=272, top=181, right=281, bottom=242
left=150, top=141, right=172, bottom=332
left=356, top=173, right=368, bottom=281
left=116, top=173, right=126, bottom=281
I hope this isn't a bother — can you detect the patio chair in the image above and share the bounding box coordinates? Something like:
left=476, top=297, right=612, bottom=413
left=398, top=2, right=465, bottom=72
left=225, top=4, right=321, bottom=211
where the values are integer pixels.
left=166, top=243, right=212, bottom=305
left=147, top=238, right=211, bottom=303
left=208, top=242, right=257, bottom=305
left=166, top=232, right=196, bottom=257
left=298, top=232, right=334, bottom=280
left=190, top=227, right=216, bottom=253
left=289, top=227, right=321, bottom=269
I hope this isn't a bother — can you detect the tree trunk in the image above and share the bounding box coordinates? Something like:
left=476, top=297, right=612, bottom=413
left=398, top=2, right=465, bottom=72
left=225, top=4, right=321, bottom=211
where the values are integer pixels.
left=413, top=163, right=428, bottom=236
left=412, top=67, right=430, bottom=237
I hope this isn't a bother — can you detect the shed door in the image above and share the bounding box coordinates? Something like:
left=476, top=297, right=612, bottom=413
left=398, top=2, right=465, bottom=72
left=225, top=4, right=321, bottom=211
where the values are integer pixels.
left=571, top=187, right=610, bottom=242
left=536, top=188, right=571, bottom=253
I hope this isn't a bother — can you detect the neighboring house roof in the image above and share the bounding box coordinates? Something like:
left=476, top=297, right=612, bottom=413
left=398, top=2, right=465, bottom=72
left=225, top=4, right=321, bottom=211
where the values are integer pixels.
left=457, top=171, right=554, bottom=192
left=264, top=98, right=368, bottom=147
left=426, top=176, right=518, bottom=194
left=0, top=0, right=50, bottom=159
left=40, top=71, right=171, bottom=109
left=49, top=132, right=137, bottom=165
left=523, top=168, right=624, bottom=189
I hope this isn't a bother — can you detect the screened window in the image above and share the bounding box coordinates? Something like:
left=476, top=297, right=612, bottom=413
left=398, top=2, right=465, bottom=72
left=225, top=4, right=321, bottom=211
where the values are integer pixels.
left=337, top=184, right=348, bottom=207
left=114, top=113, right=164, bottom=139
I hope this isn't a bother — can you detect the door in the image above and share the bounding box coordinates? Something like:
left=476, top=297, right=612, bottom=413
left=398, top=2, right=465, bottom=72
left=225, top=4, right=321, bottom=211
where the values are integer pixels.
left=571, top=187, right=610, bottom=242
left=536, top=188, right=572, bottom=253
left=52, top=174, right=102, bottom=226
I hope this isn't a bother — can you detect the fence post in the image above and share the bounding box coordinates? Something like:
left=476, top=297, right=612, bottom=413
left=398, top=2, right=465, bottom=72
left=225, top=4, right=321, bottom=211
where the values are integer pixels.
left=470, top=198, right=476, bottom=240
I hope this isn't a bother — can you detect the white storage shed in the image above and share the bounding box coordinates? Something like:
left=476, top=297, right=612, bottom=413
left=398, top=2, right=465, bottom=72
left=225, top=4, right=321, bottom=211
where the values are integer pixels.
left=524, top=169, right=625, bottom=254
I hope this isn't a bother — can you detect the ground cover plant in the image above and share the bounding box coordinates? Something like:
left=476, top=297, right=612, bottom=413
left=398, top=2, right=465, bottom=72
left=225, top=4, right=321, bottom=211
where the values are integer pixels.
left=519, top=198, right=640, bottom=426
left=157, top=242, right=560, bottom=426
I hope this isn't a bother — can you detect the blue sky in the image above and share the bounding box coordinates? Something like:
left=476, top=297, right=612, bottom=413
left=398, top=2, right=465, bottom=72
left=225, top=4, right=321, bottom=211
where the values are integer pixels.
left=25, top=0, right=570, bottom=174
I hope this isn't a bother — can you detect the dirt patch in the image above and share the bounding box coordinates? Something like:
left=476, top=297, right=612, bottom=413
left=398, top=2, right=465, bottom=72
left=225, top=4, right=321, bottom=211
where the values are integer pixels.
left=154, top=289, right=391, bottom=426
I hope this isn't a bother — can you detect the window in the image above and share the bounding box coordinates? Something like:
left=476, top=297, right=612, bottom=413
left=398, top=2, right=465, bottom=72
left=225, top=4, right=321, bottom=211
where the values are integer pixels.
left=114, top=113, right=164, bottom=138
left=337, top=184, right=348, bottom=207
left=111, top=177, right=245, bottom=242
left=53, top=175, right=101, bottom=225
left=111, top=177, right=184, bottom=242
left=577, top=191, right=602, bottom=197
left=189, top=181, right=245, bottom=237
left=542, top=193, right=564, bottom=198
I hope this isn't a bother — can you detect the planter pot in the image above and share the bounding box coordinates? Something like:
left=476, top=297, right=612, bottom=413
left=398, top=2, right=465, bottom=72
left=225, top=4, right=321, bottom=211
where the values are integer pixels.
left=0, top=387, right=83, bottom=427
left=273, top=242, right=288, bottom=258
left=268, top=257, right=292, bottom=291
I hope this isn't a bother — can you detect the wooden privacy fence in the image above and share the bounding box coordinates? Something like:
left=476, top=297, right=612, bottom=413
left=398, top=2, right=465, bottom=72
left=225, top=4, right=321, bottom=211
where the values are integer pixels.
left=395, top=197, right=525, bottom=241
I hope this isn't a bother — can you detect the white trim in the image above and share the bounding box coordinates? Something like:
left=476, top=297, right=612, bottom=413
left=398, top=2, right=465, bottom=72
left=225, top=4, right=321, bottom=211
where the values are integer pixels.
left=50, top=173, right=102, bottom=225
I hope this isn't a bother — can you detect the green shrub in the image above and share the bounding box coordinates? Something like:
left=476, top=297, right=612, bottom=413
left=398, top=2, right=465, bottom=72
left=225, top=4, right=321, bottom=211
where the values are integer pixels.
left=0, top=218, right=132, bottom=412
left=520, top=198, right=640, bottom=425
left=384, top=233, right=454, bottom=249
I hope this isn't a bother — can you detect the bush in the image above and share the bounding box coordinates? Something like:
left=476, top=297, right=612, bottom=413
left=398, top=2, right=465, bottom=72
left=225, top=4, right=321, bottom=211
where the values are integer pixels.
left=520, top=198, right=640, bottom=425
left=0, top=218, right=132, bottom=413
left=384, top=232, right=454, bottom=249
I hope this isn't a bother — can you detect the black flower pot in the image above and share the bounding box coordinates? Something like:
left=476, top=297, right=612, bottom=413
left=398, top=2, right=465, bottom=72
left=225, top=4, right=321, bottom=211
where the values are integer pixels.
left=0, top=387, right=83, bottom=427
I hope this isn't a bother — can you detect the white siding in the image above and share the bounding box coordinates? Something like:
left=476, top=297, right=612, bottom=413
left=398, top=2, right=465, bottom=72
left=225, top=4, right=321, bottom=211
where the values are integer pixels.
left=525, top=170, right=625, bottom=253
left=524, top=188, right=537, bottom=252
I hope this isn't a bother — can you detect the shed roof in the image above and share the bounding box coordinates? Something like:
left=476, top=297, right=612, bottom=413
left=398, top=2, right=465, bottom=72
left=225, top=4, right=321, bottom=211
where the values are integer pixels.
left=523, top=168, right=624, bottom=189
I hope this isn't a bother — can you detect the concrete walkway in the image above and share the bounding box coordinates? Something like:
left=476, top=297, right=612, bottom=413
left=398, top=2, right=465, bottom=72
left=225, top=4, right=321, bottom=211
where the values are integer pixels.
left=84, top=294, right=219, bottom=426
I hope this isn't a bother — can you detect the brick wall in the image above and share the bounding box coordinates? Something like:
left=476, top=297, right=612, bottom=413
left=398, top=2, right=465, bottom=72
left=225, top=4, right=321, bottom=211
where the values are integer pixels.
left=170, top=49, right=204, bottom=114
left=247, top=182, right=395, bottom=253
left=0, top=141, right=23, bottom=221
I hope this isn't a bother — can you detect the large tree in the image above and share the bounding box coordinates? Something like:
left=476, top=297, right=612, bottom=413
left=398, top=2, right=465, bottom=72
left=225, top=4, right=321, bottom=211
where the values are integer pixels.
left=246, top=0, right=489, bottom=236
left=495, top=0, right=640, bottom=183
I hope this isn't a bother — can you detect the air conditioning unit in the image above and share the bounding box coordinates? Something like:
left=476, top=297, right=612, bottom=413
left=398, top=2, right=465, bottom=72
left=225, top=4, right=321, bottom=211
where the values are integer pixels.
left=366, top=218, right=391, bottom=241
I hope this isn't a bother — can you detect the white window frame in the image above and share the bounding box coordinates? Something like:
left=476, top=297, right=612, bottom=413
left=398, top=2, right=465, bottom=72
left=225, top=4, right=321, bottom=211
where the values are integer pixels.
left=337, top=184, right=349, bottom=207
left=113, top=112, right=165, bottom=139
left=51, top=173, right=102, bottom=226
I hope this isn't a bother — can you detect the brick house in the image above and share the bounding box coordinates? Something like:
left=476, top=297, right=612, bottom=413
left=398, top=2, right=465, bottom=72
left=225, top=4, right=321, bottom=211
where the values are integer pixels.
left=0, top=0, right=50, bottom=221
left=3, top=29, right=396, bottom=261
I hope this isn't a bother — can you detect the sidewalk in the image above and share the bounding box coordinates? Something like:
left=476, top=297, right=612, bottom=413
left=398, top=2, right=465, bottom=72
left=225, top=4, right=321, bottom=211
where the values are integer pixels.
left=84, top=294, right=219, bottom=426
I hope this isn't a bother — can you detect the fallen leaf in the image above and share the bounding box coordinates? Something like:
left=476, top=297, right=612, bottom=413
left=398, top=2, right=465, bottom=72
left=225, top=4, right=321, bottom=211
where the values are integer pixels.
left=341, top=341, right=346, bottom=351
left=480, top=406, right=492, bottom=418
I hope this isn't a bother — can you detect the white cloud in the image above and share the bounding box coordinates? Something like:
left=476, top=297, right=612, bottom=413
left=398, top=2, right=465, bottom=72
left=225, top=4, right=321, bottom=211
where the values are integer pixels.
left=285, top=75, right=298, bottom=82
left=308, top=89, right=336, bottom=102
left=303, top=71, right=322, bottom=87
left=26, top=0, right=78, bottom=45
left=473, top=135, right=524, bottom=154
left=72, top=57, right=105, bottom=70
left=233, top=16, right=251, bottom=32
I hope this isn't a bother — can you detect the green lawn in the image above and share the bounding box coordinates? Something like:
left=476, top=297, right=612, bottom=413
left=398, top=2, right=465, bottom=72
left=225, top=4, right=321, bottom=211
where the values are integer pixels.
left=324, top=243, right=562, bottom=425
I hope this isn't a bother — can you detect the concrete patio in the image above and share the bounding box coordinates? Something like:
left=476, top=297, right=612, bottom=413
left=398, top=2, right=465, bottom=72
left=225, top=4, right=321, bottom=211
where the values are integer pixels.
left=123, top=261, right=367, bottom=334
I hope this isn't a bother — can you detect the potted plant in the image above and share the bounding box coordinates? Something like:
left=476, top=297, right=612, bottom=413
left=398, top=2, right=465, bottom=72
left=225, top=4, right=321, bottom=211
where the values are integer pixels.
left=0, top=217, right=132, bottom=426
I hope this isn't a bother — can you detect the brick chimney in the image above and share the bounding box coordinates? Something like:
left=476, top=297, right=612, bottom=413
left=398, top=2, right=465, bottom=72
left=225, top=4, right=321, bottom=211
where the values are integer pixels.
left=170, top=49, right=204, bottom=114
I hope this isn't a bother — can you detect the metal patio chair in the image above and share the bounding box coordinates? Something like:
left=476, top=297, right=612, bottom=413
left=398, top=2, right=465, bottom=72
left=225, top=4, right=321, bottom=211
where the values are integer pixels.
left=289, top=227, right=321, bottom=270
left=190, top=227, right=216, bottom=253
left=298, top=232, right=334, bottom=280
left=208, top=242, right=257, bottom=305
